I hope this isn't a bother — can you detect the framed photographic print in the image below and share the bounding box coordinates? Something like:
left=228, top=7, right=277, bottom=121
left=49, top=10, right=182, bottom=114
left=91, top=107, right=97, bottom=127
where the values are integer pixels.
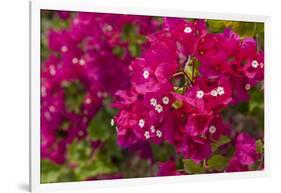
left=30, top=0, right=270, bottom=192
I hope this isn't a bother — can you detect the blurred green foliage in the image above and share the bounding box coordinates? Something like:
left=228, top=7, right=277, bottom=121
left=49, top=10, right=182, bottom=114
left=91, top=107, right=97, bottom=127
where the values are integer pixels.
left=207, top=20, right=264, bottom=50
left=183, top=159, right=205, bottom=174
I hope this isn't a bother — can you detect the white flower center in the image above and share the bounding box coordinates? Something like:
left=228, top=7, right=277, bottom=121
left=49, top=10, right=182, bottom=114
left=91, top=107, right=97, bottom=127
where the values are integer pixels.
left=41, top=86, right=46, bottom=97
left=156, top=130, right=162, bottom=138
left=155, top=104, right=163, bottom=113
left=79, top=59, right=86, bottom=66
left=150, top=98, right=157, bottom=106
left=245, top=83, right=251, bottom=90
left=210, top=90, right=218, bottom=97
left=72, top=57, right=79, bottom=64
left=49, top=105, right=55, bottom=112
left=144, top=131, right=150, bottom=139
left=138, top=119, right=145, bottom=128
left=44, top=112, right=51, bottom=121
left=196, top=90, right=204, bottom=99
left=162, top=96, right=170, bottom=105
left=143, top=70, right=149, bottom=79
left=184, top=26, right=192, bottom=33
left=251, top=60, right=259, bottom=68
left=85, top=98, right=92, bottom=104
left=209, top=125, right=217, bottom=134
left=61, top=45, right=68, bottom=53
left=49, top=65, right=56, bottom=76
left=104, top=24, right=113, bottom=32
left=111, top=119, right=115, bottom=126
left=150, top=125, right=155, bottom=133
left=217, top=87, right=225, bottom=96
left=73, top=19, right=79, bottom=25
left=82, top=117, right=88, bottom=123
left=97, top=91, right=103, bottom=98
left=78, top=130, right=84, bottom=137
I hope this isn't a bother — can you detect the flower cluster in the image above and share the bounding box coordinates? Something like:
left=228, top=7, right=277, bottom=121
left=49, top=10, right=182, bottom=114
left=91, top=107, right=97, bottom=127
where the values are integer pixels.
left=41, top=11, right=160, bottom=164
left=226, top=132, right=261, bottom=172
left=113, top=18, right=264, bottom=170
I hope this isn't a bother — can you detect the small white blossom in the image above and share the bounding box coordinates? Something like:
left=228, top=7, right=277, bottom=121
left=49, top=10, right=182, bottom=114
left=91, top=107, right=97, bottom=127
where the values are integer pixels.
left=82, top=117, right=88, bottom=124
left=156, top=130, right=162, bottom=138
left=210, top=90, right=218, bottom=97
left=97, top=91, right=103, bottom=98
left=138, top=119, right=145, bottom=128
left=49, top=65, right=56, bottom=76
left=49, top=105, right=56, bottom=113
left=85, top=98, right=92, bottom=104
left=245, top=83, right=251, bottom=91
left=110, top=119, right=115, bottom=126
left=79, top=59, right=86, bottom=66
left=102, top=92, right=108, bottom=98
left=61, top=45, right=68, bottom=53
left=144, top=131, right=150, bottom=139
left=143, top=70, right=149, bottom=79
left=150, top=98, right=157, bottom=106
left=72, top=57, right=79, bottom=64
left=196, top=90, right=204, bottom=99
left=209, top=125, right=217, bottom=134
left=150, top=125, right=155, bottom=133
left=184, top=26, right=192, bottom=33
left=251, top=60, right=259, bottom=68
left=162, top=96, right=170, bottom=105
left=155, top=104, right=163, bottom=113
left=73, top=19, right=79, bottom=25
left=78, top=130, right=84, bottom=137
left=41, top=86, right=46, bottom=97
left=104, top=24, right=113, bottom=32
left=44, top=112, right=51, bottom=121
left=217, top=87, right=225, bottom=96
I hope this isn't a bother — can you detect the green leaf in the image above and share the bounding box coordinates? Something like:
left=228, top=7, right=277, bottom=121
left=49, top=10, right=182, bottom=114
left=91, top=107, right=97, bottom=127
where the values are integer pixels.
left=112, top=46, right=124, bottom=58
left=63, top=81, right=85, bottom=114
left=41, top=160, right=62, bottom=183
left=173, top=87, right=185, bottom=94
left=207, top=155, right=229, bottom=171
left=87, top=110, right=111, bottom=141
left=68, top=140, right=92, bottom=163
left=249, top=89, right=264, bottom=113
left=183, top=159, right=204, bottom=174
left=135, top=35, right=146, bottom=45
left=151, top=143, right=176, bottom=162
left=75, top=156, right=116, bottom=180
left=211, top=135, right=231, bottom=152
left=207, top=20, right=225, bottom=33
left=121, top=24, right=138, bottom=42
left=256, top=139, right=263, bottom=153
left=172, top=100, right=183, bottom=109
left=41, top=160, right=76, bottom=183
left=184, top=58, right=200, bottom=79
left=128, top=43, right=141, bottom=57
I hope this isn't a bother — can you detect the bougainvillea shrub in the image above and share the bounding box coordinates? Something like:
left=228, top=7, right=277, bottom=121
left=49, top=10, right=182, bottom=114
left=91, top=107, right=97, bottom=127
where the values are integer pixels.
left=40, top=10, right=264, bottom=183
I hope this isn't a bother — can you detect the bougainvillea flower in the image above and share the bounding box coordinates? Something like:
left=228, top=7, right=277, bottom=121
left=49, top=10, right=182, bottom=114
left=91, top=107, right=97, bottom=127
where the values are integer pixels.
left=235, top=132, right=259, bottom=165
left=185, top=112, right=213, bottom=136
left=175, top=76, right=232, bottom=112
left=157, top=161, right=181, bottom=176
left=176, top=134, right=212, bottom=162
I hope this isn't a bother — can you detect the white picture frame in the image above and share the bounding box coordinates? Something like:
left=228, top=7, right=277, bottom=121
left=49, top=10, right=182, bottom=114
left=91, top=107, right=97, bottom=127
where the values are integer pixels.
left=30, top=0, right=271, bottom=192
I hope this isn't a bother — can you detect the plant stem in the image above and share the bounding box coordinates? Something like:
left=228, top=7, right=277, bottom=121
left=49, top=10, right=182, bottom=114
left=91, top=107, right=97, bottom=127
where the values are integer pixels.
left=183, top=71, right=193, bottom=85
